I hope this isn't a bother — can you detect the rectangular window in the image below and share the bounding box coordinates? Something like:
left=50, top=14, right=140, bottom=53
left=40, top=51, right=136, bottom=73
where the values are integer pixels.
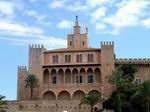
left=88, top=75, right=93, bottom=83
left=79, top=76, right=83, bottom=83
left=83, top=41, right=84, bottom=46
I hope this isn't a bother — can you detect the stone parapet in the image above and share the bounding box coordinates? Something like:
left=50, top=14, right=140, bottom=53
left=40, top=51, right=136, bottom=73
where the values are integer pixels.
left=115, top=58, right=150, bottom=65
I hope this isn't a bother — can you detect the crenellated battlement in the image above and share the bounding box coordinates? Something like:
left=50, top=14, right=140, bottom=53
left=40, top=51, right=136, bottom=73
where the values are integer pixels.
left=29, top=44, right=44, bottom=51
left=115, top=58, right=150, bottom=65
left=101, top=41, right=114, bottom=46
left=18, top=66, right=27, bottom=70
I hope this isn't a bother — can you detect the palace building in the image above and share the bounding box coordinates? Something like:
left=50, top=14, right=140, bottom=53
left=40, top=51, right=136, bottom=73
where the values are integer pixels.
left=8, top=17, right=150, bottom=112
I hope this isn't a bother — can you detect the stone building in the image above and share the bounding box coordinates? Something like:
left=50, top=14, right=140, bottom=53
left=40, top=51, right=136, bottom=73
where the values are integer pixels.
left=9, top=17, right=150, bottom=112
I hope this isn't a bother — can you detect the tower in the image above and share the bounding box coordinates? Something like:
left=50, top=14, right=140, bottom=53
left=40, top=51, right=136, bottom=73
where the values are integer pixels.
left=28, top=44, right=45, bottom=99
left=101, top=42, right=115, bottom=97
left=17, top=66, right=29, bottom=100
left=67, top=16, right=88, bottom=48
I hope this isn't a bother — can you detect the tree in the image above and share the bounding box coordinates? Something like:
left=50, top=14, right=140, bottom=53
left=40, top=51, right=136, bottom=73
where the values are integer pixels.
left=0, top=95, right=7, bottom=111
left=25, top=74, right=39, bottom=99
left=80, top=93, right=100, bottom=112
left=103, top=64, right=137, bottom=112
left=118, top=64, right=137, bottom=81
left=132, top=80, right=150, bottom=112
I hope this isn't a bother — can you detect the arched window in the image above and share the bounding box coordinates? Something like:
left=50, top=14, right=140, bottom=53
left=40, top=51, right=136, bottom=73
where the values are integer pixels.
left=52, top=55, right=55, bottom=63
left=52, top=55, right=59, bottom=63
left=87, top=68, right=94, bottom=83
left=87, top=54, right=93, bottom=62
left=76, top=54, right=82, bottom=63
left=55, top=55, right=58, bottom=63
left=65, top=55, right=71, bottom=63
left=68, top=55, right=71, bottom=62
left=80, top=54, right=82, bottom=62
left=76, top=54, right=79, bottom=62
left=65, top=55, right=67, bottom=62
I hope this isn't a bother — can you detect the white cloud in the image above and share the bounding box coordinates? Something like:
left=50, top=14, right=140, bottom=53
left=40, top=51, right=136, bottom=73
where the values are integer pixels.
left=91, top=7, right=107, bottom=22
left=95, top=23, right=106, bottom=30
left=0, top=20, right=44, bottom=35
left=0, top=35, right=67, bottom=47
left=49, top=0, right=65, bottom=9
left=24, top=10, right=51, bottom=26
left=57, top=20, right=74, bottom=29
left=0, top=1, right=15, bottom=15
left=95, top=0, right=150, bottom=34
left=66, top=1, right=88, bottom=12
left=142, top=18, right=150, bottom=28
left=86, top=0, right=110, bottom=7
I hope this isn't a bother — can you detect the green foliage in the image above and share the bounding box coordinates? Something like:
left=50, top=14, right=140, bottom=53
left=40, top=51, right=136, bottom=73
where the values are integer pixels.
left=118, top=64, right=137, bottom=81
left=102, top=64, right=150, bottom=112
left=25, top=74, right=39, bottom=99
left=80, top=93, right=100, bottom=112
left=0, top=95, right=7, bottom=110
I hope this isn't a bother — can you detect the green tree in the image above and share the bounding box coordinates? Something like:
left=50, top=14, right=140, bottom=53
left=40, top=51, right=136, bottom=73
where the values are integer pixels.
left=80, top=93, right=100, bottom=112
left=0, top=95, right=7, bottom=111
left=25, top=74, right=39, bottom=99
left=103, top=64, right=137, bottom=112
left=133, top=80, right=150, bottom=112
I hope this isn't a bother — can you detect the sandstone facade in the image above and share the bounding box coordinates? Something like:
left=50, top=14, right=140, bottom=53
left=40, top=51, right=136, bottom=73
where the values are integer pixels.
left=12, top=17, right=150, bottom=112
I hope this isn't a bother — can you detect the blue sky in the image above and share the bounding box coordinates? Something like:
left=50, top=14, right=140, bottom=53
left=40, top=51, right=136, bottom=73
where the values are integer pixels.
left=0, top=0, right=150, bottom=100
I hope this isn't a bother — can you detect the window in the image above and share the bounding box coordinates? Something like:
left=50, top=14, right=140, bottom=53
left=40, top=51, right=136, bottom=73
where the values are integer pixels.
left=80, top=54, right=82, bottom=62
left=76, top=76, right=83, bottom=83
left=70, top=41, right=72, bottom=46
left=52, top=55, right=55, bottom=63
left=76, top=55, right=80, bottom=62
left=79, top=76, right=83, bottom=83
left=65, top=55, right=71, bottom=63
left=65, top=55, right=67, bottom=62
left=134, top=78, right=143, bottom=86
left=83, top=41, right=84, bottom=46
left=76, top=54, right=82, bottom=63
left=88, top=75, right=93, bottom=83
left=87, top=54, right=93, bottom=62
left=52, top=55, right=59, bottom=63
left=76, top=76, right=79, bottom=83
left=52, top=76, right=57, bottom=84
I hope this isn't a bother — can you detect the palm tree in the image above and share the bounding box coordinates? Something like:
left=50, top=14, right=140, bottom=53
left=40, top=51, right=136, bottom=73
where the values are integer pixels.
left=133, top=80, right=150, bottom=112
left=80, top=93, right=100, bottom=112
left=109, top=69, right=127, bottom=112
left=25, top=74, right=39, bottom=99
left=0, top=95, right=7, bottom=111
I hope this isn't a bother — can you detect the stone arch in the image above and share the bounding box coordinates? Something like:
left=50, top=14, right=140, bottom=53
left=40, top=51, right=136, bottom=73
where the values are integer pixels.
left=73, top=90, right=85, bottom=100
left=58, top=69, right=64, bottom=84
left=72, top=68, right=78, bottom=83
left=65, top=69, right=71, bottom=83
left=57, top=91, right=71, bottom=100
left=43, top=69, right=49, bottom=84
left=89, top=90, right=101, bottom=97
left=94, top=68, right=101, bottom=83
left=87, top=68, right=94, bottom=83
left=79, top=68, right=86, bottom=83
left=43, top=91, right=56, bottom=100
left=51, top=69, right=57, bottom=84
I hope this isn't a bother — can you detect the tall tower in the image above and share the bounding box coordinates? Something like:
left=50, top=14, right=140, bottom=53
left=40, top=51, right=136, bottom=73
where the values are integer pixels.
left=28, top=44, right=45, bottom=99
left=101, top=42, right=115, bottom=97
left=67, top=16, right=88, bottom=48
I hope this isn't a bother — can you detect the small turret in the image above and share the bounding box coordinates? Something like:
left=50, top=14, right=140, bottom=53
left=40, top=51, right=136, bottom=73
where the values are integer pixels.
left=17, top=66, right=29, bottom=100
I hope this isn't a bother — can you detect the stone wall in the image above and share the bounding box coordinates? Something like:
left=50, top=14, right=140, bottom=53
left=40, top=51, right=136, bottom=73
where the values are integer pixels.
left=7, top=100, right=102, bottom=112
